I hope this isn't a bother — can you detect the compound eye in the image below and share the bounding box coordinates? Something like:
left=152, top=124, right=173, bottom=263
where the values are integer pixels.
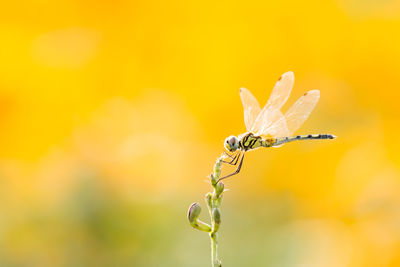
left=224, top=136, right=239, bottom=152
left=229, top=136, right=237, bottom=145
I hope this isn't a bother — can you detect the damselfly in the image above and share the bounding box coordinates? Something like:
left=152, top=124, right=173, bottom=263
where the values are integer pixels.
left=221, top=71, right=335, bottom=180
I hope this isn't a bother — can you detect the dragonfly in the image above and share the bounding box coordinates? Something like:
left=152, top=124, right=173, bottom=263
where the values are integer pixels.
left=220, top=71, right=336, bottom=181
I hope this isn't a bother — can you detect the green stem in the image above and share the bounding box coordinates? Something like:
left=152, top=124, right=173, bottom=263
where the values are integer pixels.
left=208, top=155, right=225, bottom=267
left=210, top=232, right=219, bottom=267
left=188, top=154, right=226, bottom=267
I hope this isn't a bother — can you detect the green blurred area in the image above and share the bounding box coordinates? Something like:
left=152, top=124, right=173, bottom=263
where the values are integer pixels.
left=0, top=170, right=301, bottom=266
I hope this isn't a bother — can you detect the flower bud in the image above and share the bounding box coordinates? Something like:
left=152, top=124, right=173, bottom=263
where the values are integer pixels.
left=187, top=203, right=211, bottom=232
left=214, top=165, right=221, bottom=178
left=215, top=182, right=224, bottom=197
left=205, top=192, right=212, bottom=210
left=213, top=156, right=224, bottom=180
left=212, top=208, right=221, bottom=232
left=188, top=202, right=201, bottom=223
left=210, top=174, right=217, bottom=186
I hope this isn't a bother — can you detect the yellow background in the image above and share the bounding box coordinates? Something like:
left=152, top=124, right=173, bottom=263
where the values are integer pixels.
left=1, top=0, right=400, bottom=266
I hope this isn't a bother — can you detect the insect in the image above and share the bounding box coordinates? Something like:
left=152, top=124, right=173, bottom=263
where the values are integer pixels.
left=220, top=71, right=336, bottom=181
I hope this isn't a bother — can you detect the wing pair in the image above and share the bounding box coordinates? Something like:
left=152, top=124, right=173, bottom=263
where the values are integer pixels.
left=240, top=71, right=320, bottom=138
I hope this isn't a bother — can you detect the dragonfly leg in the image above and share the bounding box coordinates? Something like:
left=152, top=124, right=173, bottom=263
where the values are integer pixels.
left=218, top=152, right=245, bottom=182
left=223, top=151, right=235, bottom=159
left=222, top=151, right=240, bottom=165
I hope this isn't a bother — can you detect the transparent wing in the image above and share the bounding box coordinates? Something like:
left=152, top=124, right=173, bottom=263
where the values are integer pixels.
left=250, top=71, right=294, bottom=133
left=284, top=89, right=320, bottom=135
left=259, top=110, right=290, bottom=138
left=239, top=88, right=261, bottom=131
left=260, top=89, right=320, bottom=138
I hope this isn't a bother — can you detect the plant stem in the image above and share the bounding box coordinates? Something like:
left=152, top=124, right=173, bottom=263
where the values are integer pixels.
left=188, top=154, right=225, bottom=267
left=210, top=232, right=219, bottom=267
left=208, top=155, right=224, bottom=267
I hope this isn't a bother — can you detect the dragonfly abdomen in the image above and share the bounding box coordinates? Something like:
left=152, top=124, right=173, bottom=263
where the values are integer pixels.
left=273, top=134, right=336, bottom=146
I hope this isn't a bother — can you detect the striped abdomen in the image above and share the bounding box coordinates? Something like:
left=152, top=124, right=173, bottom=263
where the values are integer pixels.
left=271, top=134, right=336, bottom=147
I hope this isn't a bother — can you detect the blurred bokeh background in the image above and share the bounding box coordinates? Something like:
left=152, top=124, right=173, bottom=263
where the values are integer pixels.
left=1, top=0, right=400, bottom=266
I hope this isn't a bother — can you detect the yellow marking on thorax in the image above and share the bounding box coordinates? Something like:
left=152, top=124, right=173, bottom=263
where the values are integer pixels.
left=247, top=136, right=262, bottom=150
left=240, top=132, right=275, bottom=150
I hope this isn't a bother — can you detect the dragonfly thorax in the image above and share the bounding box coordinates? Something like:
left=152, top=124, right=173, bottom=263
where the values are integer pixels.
left=238, top=132, right=266, bottom=151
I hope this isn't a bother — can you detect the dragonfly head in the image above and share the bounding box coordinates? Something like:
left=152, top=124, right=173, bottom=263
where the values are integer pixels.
left=224, top=135, right=239, bottom=152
